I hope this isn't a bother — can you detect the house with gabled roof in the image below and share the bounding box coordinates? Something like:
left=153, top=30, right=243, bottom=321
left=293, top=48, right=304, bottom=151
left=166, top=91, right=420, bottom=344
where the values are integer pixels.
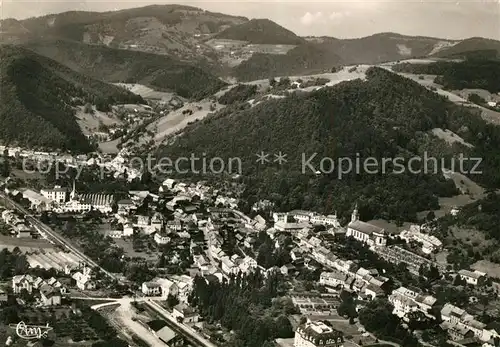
left=40, top=284, right=61, bottom=306
left=12, top=275, right=34, bottom=294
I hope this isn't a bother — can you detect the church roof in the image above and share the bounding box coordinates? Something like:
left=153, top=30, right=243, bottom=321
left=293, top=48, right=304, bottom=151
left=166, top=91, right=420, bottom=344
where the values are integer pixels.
left=79, top=194, right=114, bottom=206
left=348, top=220, right=384, bottom=235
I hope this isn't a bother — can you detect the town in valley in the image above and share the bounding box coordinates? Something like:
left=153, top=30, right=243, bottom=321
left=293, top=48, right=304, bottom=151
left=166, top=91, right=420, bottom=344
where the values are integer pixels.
left=1, top=2, right=500, bottom=347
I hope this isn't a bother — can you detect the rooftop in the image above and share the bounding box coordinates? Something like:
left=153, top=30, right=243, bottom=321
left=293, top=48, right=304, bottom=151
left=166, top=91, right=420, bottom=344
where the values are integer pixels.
left=348, top=220, right=385, bottom=235
left=297, top=321, right=344, bottom=344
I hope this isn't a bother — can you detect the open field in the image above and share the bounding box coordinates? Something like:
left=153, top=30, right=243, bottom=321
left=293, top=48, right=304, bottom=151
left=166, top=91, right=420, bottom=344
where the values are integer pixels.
left=447, top=227, right=496, bottom=253
left=148, top=99, right=224, bottom=144
left=431, top=128, right=474, bottom=148
left=472, top=260, right=500, bottom=279
left=75, top=106, right=123, bottom=136
left=417, top=170, right=485, bottom=219
left=114, top=83, right=179, bottom=101
left=98, top=138, right=121, bottom=154
left=239, top=65, right=369, bottom=90
left=113, top=238, right=159, bottom=261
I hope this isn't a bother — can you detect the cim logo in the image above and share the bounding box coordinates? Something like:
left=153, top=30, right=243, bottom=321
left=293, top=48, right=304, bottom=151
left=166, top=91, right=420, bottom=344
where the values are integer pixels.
left=9, top=321, right=53, bottom=340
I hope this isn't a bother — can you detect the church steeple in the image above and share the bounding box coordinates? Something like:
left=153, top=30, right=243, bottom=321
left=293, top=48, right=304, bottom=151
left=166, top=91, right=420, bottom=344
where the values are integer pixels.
left=351, top=203, right=359, bottom=223
left=70, top=179, right=76, bottom=200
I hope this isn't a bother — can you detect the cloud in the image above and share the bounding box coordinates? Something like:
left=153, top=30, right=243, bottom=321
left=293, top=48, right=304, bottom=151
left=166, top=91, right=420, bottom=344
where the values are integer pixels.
left=300, top=11, right=324, bottom=26
left=329, top=11, right=349, bottom=20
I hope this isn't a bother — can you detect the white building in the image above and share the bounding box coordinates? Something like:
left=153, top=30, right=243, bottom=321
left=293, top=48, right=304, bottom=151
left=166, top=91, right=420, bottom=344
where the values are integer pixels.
left=142, top=281, right=161, bottom=296
left=399, top=225, right=442, bottom=254
left=56, top=181, right=114, bottom=214
left=320, top=271, right=347, bottom=288
left=238, top=256, right=258, bottom=274
left=72, top=267, right=95, bottom=291
left=275, top=221, right=311, bottom=233
left=123, top=223, right=134, bottom=237
left=151, top=212, right=164, bottom=231
left=277, top=210, right=341, bottom=228
left=12, top=275, right=34, bottom=294
left=156, top=278, right=179, bottom=298
left=458, top=269, right=486, bottom=286
left=294, top=320, right=344, bottom=347
left=172, top=303, right=199, bottom=323
left=272, top=212, right=288, bottom=223
left=388, top=287, right=436, bottom=319
left=40, top=285, right=61, bottom=306
left=41, top=186, right=67, bottom=203
left=221, top=256, right=238, bottom=275
left=154, top=231, right=171, bottom=245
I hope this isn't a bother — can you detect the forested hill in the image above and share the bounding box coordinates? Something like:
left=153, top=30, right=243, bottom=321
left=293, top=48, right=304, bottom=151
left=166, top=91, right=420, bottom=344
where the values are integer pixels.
left=158, top=67, right=500, bottom=223
left=392, top=59, right=500, bottom=93
left=215, top=19, right=305, bottom=45
left=0, top=45, right=144, bottom=151
left=232, top=43, right=341, bottom=81
left=432, top=37, right=500, bottom=59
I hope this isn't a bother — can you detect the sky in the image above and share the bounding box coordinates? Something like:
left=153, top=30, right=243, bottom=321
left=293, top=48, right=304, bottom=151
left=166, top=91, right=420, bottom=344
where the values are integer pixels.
left=1, top=0, right=499, bottom=40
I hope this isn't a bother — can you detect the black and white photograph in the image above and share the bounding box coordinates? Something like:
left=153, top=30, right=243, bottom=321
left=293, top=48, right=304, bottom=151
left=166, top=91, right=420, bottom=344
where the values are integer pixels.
left=0, top=0, right=499, bottom=346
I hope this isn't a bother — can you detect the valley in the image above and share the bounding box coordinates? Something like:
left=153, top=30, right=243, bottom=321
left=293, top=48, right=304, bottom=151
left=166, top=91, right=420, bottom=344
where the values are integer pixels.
left=1, top=4, right=500, bottom=347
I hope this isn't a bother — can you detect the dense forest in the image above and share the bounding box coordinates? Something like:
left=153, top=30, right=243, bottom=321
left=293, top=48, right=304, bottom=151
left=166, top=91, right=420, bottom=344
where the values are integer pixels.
left=159, top=67, right=500, bottom=222
left=392, top=59, right=500, bottom=93
left=25, top=39, right=227, bottom=100
left=218, top=84, right=258, bottom=105
left=0, top=45, right=144, bottom=151
left=232, top=43, right=341, bottom=81
left=215, top=19, right=305, bottom=45
left=188, top=271, right=294, bottom=347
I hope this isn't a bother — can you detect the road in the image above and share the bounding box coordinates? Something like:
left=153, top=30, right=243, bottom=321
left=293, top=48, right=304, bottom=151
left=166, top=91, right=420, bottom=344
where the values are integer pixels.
left=0, top=193, right=121, bottom=282
left=202, top=226, right=228, bottom=280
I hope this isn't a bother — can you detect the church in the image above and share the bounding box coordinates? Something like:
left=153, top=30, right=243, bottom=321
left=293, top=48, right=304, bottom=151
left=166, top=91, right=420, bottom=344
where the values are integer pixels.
left=346, top=205, right=387, bottom=247
left=54, top=181, right=114, bottom=214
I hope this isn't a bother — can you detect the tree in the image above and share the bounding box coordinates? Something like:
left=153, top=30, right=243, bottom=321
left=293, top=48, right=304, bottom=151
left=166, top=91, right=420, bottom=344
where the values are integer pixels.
left=95, top=97, right=111, bottom=112
left=167, top=294, right=179, bottom=308
left=1, top=148, right=10, bottom=177
left=275, top=316, right=294, bottom=338
left=453, top=275, right=466, bottom=286
left=426, top=211, right=436, bottom=221
left=468, top=93, right=486, bottom=105
left=83, top=103, right=94, bottom=114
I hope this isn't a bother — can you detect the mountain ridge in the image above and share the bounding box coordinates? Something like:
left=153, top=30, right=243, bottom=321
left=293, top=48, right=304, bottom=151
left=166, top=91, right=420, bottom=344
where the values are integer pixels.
left=214, top=18, right=305, bottom=45
left=23, top=38, right=227, bottom=100
left=2, top=5, right=500, bottom=82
